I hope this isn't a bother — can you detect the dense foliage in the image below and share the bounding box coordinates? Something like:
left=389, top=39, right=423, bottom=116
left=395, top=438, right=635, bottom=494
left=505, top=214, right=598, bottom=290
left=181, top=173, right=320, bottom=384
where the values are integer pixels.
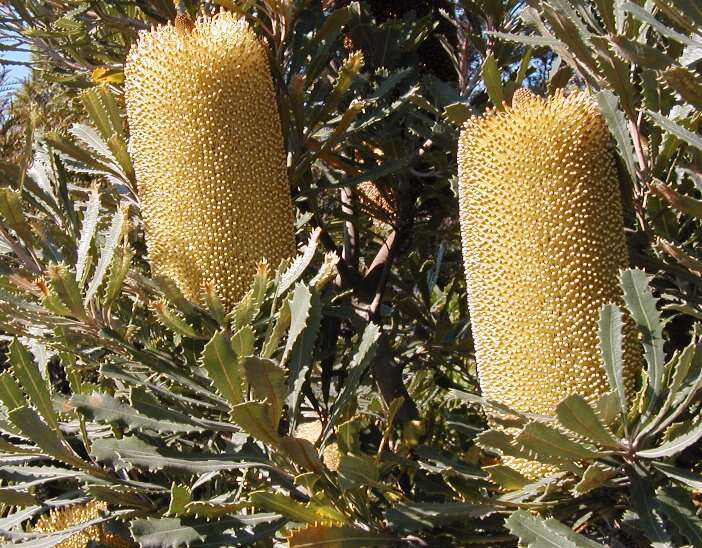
left=0, top=0, right=700, bottom=546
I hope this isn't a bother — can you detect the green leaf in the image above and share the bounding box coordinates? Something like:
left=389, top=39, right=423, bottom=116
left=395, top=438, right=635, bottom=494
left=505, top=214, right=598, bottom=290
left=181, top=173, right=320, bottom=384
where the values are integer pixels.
left=653, top=462, right=702, bottom=489
left=656, top=485, right=702, bottom=546
left=250, top=491, right=344, bottom=524
left=573, top=463, right=617, bottom=495
left=261, top=299, right=291, bottom=359
left=84, top=206, right=126, bottom=304
left=47, top=263, right=86, bottom=320
left=0, top=372, right=26, bottom=412
left=242, top=357, right=286, bottom=430
left=622, top=2, right=700, bottom=46
left=594, top=90, right=638, bottom=183
left=489, top=31, right=565, bottom=47
left=279, top=436, right=324, bottom=473
left=287, top=288, right=323, bottom=426
left=324, top=323, right=381, bottom=440
left=651, top=179, right=702, bottom=219
left=8, top=406, right=88, bottom=472
left=229, top=401, right=280, bottom=446
left=92, top=436, right=268, bottom=474
left=0, top=188, right=33, bottom=244
left=288, top=525, right=397, bottom=547
left=505, top=510, right=604, bottom=548
left=338, top=453, right=379, bottom=490
left=637, top=419, right=702, bottom=458
left=481, top=53, right=504, bottom=109
left=72, top=392, right=203, bottom=433
left=167, top=483, right=192, bottom=517
left=9, top=339, right=58, bottom=431
left=75, top=185, right=100, bottom=286
left=628, top=473, right=672, bottom=546
left=151, top=301, right=202, bottom=340
left=102, top=243, right=133, bottom=306
left=0, top=487, right=37, bottom=506
left=230, top=325, right=255, bottom=357
left=660, top=66, right=702, bottom=109
left=516, top=422, right=599, bottom=462
left=201, top=330, right=244, bottom=406
left=598, top=304, right=626, bottom=411
left=620, top=269, right=665, bottom=400
left=556, top=394, right=621, bottom=448
left=646, top=109, right=702, bottom=151
left=385, top=502, right=497, bottom=533
left=484, top=464, right=530, bottom=490
left=282, top=283, right=312, bottom=365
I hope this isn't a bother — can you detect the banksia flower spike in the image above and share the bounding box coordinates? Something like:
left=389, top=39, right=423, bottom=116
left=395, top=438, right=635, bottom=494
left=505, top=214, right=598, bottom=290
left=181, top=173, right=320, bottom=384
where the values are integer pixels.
left=34, top=501, right=133, bottom=547
left=458, top=90, right=638, bottom=477
left=125, top=11, right=296, bottom=310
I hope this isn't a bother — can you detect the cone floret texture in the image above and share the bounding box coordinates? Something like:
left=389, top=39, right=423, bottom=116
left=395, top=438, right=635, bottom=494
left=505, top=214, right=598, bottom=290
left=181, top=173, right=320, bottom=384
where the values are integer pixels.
left=34, top=501, right=133, bottom=547
left=458, top=90, right=637, bottom=474
left=125, top=12, right=296, bottom=309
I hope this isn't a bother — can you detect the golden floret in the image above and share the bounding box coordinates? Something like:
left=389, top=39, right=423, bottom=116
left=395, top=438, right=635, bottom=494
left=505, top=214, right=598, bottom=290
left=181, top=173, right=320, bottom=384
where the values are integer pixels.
left=34, top=501, right=133, bottom=548
left=125, top=12, right=296, bottom=310
left=457, top=90, right=638, bottom=477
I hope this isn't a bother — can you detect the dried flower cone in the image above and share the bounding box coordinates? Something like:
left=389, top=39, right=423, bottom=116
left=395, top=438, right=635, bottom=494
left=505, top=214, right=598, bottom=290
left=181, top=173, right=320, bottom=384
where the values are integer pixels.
left=458, top=90, right=638, bottom=477
left=34, top=501, right=133, bottom=547
left=125, top=12, right=296, bottom=309
left=357, top=181, right=394, bottom=221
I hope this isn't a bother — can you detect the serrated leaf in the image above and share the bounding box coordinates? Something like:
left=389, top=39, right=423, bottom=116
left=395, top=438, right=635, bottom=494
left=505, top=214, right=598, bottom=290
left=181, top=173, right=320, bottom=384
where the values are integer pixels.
left=481, top=53, right=504, bottom=109
left=573, top=463, right=617, bottom=495
left=8, top=406, right=88, bottom=471
left=629, top=473, right=672, bottom=546
left=9, top=339, right=58, bottom=431
left=151, top=300, right=202, bottom=339
left=656, top=484, right=702, bottom=546
left=599, top=304, right=626, bottom=416
left=71, top=392, right=203, bottom=433
left=637, top=419, right=702, bottom=458
left=201, top=331, right=244, bottom=406
left=230, top=325, right=254, bottom=357
left=167, top=483, right=192, bottom=517
left=261, top=299, right=291, bottom=359
left=651, top=179, right=702, bottom=219
left=75, top=185, right=100, bottom=285
left=385, top=502, right=497, bottom=533
left=595, top=90, right=638, bottom=182
left=323, top=323, right=381, bottom=441
left=84, top=206, right=126, bottom=304
left=277, top=233, right=318, bottom=297
left=660, top=66, right=702, bottom=108
left=229, top=401, right=280, bottom=446
left=647, top=109, right=702, bottom=151
left=288, top=525, right=397, bottom=547
left=103, top=243, right=133, bottom=306
left=282, top=283, right=312, bottom=365
left=623, top=2, right=700, bottom=46
left=653, top=462, right=702, bottom=489
left=505, top=510, right=586, bottom=548
left=489, top=31, right=565, bottom=47
left=484, top=464, right=530, bottom=490
left=517, top=422, right=599, bottom=462
left=287, top=288, right=323, bottom=427
left=242, top=357, right=285, bottom=430
left=279, top=436, right=324, bottom=473
left=556, top=394, right=620, bottom=448
left=620, top=269, right=665, bottom=400
left=338, top=453, right=379, bottom=490
left=250, top=491, right=344, bottom=524
left=92, top=436, right=268, bottom=474
left=47, top=263, right=86, bottom=320
left=609, top=35, right=673, bottom=70
left=0, top=487, right=37, bottom=506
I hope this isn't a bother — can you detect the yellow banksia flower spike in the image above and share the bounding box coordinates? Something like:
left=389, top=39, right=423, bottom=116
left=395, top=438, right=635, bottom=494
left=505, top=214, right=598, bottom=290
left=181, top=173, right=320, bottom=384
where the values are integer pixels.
left=34, top=501, right=133, bottom=547
left=458, top=89, right=638, bottom=477
left=125, top=11, right=296, bottom=310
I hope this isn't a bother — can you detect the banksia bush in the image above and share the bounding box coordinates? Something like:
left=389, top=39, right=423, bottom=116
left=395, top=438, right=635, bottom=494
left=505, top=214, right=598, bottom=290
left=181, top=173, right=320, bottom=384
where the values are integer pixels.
left=458, top=90, right=638, bottom=476
left=125, top=12, right=296, bottom=309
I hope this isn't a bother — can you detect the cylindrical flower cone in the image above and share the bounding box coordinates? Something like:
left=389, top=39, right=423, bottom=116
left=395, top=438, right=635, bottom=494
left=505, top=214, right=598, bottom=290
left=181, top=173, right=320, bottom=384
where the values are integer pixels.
left=125, top=12, right=296, bottom=310
left=458, top=89, right=638, bottom=477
